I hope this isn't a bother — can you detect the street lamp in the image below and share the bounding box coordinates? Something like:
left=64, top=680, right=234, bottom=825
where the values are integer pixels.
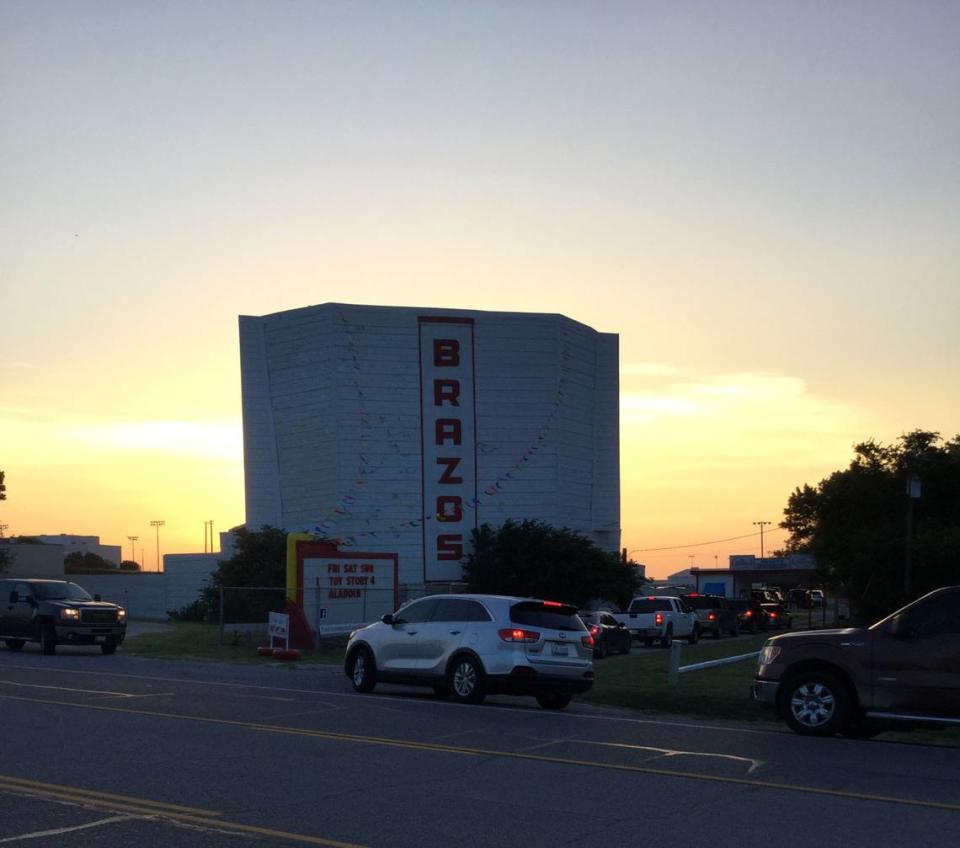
left=127, top=535, right=139, bottom=564
left=150, top=520, right=165, bottom=573
left=753, top=521, right=772, bottom=559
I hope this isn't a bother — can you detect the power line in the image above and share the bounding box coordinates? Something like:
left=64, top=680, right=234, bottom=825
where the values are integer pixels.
left=630, top=529, right=780, bottom=553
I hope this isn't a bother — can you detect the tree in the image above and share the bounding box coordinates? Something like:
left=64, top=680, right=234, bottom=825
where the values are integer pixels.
left=463, top=519, right=640, bottom=609
left=0, top=469, right=6, bottom=501
left=170, top=525, right=287, bottom=622
left=65, top=551, right=117, bottom=572
left=780, top=430, right=960, bottom=622
left=119, top=560, right=141, bottom=571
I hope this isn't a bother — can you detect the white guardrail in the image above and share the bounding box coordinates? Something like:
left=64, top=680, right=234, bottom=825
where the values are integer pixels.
left=667, top=643, right=760, bottom=686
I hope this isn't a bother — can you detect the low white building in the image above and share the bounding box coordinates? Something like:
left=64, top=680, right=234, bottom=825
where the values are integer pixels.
left=36, top=534, right=122, bottom=565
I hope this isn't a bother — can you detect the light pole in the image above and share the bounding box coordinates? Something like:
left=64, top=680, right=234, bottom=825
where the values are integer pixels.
left=150, top=520, right=165, bottom=573
left=753, top=521, right=772, bottom=559
left=127, top=535, right=139, bottom=564
left=204, top=520, right=215, bottom=553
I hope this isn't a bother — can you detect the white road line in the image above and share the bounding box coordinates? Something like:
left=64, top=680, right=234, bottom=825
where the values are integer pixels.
left=572, top=739, right=763, bottom=773
left=0, top=815, right=136, bottom=843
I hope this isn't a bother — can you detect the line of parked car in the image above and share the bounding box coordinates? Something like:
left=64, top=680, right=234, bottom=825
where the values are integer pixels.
left=583, top=591, right=795, bottom=656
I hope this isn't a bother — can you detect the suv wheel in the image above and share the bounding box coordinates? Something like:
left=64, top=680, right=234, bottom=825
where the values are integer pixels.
left=448, top=655, right=486, bottom=705
left=348, top=647, right=377, bottom=693
left=780, top=671, right=849, bottom=736
left=536, top=691, right=572, bottom=710
left=40, top=622, right=57, bottom=656
left=4, top=639, right=25, bottom=651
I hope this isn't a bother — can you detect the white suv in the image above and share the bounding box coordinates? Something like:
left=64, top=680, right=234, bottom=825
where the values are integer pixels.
left=344, top=594, right=595, bottom=710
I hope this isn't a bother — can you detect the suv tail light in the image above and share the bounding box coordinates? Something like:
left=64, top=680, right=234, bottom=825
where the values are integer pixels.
left=744, top=610, right=753, bottom=618
left=655, top=612, right=664, bottom=627
left=707, top=612, right=717, bottom=622
left=498, top=628, right=540, bottom=643
left=581, top=634, right=595, bottom=649
left=589, top=625, right=601, bottom=638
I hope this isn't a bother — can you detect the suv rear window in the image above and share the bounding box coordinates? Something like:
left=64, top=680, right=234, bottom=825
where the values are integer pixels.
left=628, top=598, right=673, bottom=613
left=510, top=602, right=585, bottom=631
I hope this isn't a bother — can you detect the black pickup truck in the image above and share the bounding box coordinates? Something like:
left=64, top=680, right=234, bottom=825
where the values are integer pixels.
left=0, top=578, right=127, bottom=655
left=752, top=586, right=960, bottom=737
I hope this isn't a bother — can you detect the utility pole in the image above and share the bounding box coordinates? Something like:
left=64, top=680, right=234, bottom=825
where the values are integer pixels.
left=905, top=473, right=921, bottom=598
left=753, top=521, right=772, bottom=559
left=150, top=520, right=165, bottom=573
left=127, top=535, right=139, bottom=564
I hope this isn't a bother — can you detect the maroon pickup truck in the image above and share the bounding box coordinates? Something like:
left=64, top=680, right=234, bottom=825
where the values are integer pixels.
left=752, top=586, right=960, bottom=737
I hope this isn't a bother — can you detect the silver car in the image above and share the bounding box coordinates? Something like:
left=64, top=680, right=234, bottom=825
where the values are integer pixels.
left=344, top=594, right=595, bottom=710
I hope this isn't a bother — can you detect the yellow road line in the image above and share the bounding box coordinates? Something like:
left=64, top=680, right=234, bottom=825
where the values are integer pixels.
left=3, top=693, right=960, bottom=815
left=0, top=776, right=366, bottom=848
left=0, top=774, right=221, bottom=816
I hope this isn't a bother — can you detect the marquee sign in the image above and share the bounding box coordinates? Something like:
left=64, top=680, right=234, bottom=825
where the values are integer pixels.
left=418, top=316, right=478, bottom=582
left=286, top=536, right=398, bottom=636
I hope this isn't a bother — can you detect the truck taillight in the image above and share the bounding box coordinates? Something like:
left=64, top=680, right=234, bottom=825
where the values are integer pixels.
left=708, top=612, right=717, bottom=621
left=655, top=612, right=664, bottom=627
left=498, top=628, right=540, bottom=643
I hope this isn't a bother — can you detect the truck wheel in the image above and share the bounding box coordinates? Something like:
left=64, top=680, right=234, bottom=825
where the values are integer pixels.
left=688, top=625, right=699, bottom=645
left=4, top=639, right=25, bottom=651
left=713, top=626, right=722, bottom=639
left=660, top=626, right=673, bottom=648
left=40, top=623, right=57, bottom=656
left=779, top=670, right=850, bottom=736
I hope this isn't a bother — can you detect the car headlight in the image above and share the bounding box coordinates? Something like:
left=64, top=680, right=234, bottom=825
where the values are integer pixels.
left=60, top=608, right=81, bottom=621
left=117, top=608, right=127, bottom=620
left=759, top=645, right=781, bottom=666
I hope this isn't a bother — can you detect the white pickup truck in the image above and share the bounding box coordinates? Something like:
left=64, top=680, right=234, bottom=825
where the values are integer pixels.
left=610, top=595, right=699, bottom=647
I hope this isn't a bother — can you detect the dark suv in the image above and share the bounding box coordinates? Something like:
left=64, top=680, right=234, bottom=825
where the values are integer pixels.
left=681, top=593, right=739, bottom=638
left=0, top=579, right=127, bottom=655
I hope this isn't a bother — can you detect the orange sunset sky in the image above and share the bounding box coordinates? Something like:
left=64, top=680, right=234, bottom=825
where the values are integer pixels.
left=2, top=3, right=958, bottom=578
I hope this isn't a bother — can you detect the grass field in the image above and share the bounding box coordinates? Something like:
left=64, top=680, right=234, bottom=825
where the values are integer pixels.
left=583, top=633, right=769, bottom=722
left=122, top=622, right=348, bottom=665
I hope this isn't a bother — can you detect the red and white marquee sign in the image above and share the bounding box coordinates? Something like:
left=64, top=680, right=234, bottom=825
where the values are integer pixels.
left=418, top=317, right=478, bottom=582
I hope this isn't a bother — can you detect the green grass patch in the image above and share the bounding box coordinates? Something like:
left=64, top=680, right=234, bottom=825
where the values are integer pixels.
left=122, top=622, right=347, bottom=665
left=584, top=633, right=770, bottom=723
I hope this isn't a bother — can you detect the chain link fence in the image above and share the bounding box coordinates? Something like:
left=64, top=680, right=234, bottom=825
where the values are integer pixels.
left=218, top=583, right=470, bottom=646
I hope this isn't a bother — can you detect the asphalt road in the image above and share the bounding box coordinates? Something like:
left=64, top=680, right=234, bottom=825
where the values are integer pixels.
left=1, top=646, right=958, bottom=847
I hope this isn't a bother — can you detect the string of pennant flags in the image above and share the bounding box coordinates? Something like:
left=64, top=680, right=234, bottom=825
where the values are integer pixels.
left=311, top=314, right=576, bottom=548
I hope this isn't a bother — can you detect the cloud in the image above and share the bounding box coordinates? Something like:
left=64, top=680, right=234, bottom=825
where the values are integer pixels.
left=620, top=370, right=861, bottom=468
left=66, top=419, right=242, bottom=461
left=620, top=362, right=683, bottom=377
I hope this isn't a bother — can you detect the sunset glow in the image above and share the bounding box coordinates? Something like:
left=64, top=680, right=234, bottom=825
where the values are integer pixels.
left=2, top=3, right=958, bottom=578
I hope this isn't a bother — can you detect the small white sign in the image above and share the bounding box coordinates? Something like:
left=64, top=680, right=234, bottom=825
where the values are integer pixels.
left=268, top=612, right=289, bottom=641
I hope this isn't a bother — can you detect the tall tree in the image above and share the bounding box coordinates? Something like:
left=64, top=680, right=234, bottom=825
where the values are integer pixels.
left=781, top=430, right=960, bottom=621
left=170, top=525, right=287, bottom=621
left=463, top=519, right=640, bottom=609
